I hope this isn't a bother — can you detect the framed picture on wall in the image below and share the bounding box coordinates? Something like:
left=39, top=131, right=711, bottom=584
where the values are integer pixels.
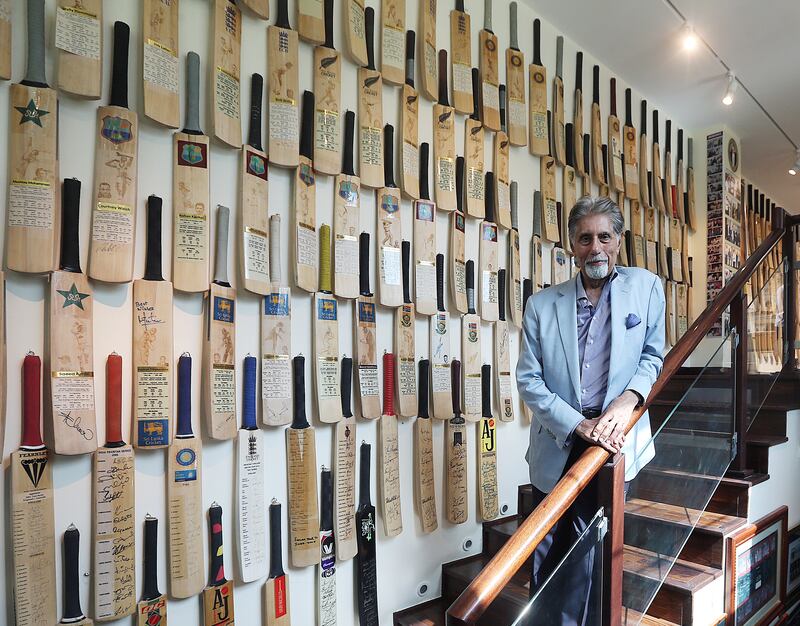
left=788, top=524, right=800, bottom=597
left=726, top=506, right=788, bottom=626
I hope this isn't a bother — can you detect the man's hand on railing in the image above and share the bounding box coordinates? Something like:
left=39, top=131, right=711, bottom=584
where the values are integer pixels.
left=593, top=390, right=640, bottom=448
left=574, top=416, right=623, bottom=453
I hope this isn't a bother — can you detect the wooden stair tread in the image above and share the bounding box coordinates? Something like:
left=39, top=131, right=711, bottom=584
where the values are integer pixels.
left=444, top=554, right=530, bottom=607
left=626, top=498, right=747, bottom=536
left=746, top=434, right=789, bottom=446
left=623, top=544, right=721, bottom=594
left=622, top=607, right=680, bottom=625
left=393, top=597, right=447, bottom=626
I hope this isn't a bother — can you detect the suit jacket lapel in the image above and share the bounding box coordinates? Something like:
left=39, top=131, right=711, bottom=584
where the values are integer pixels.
left=607, top=269, right=631, bottom=401
left=555, top=278, right=581, bottom=404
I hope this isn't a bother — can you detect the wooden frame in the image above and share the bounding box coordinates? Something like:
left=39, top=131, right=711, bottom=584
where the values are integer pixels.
left=788, top=524, right=800, bottom=598
left=725, top=506, right=788, bottom=626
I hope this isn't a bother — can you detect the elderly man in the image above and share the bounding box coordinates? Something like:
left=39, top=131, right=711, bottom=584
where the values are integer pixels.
left=516, top=196, right=665, bottom=625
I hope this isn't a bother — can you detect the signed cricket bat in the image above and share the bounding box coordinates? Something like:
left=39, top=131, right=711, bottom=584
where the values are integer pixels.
left=286, top=355, right=321, bottom=567
left=294, top=90, right=318, bottom=293
left=532, top=191, right=544, bottom=291
left=395, top=240, right=418, bottom=417
left=333, top=110, right=360, bottom=298
left=528, top=18, right=547, bottom=156
left=0, top=270, right=5, bottom=456
left=462, top=260, right=482, bottom=422
left=318, top=467, right=337, bottom=625
left=355, top=232, right=380, bottom=418
left=298, top=0, right=325, bottom=44
left=433, top=49, right=456, bottom=211
left=520, top=278, right=533, bottom=422
left=607, top=77, right=624, bottom=195
left=552, top=34, right=566, bottom=165
left=94, top=353, right=136, bottom=620
left=479, top=172, right=499, bottom=321
left=449, top=156, right=467, bottom=314
left=46, top=178, right=97, bottom=456
left=379, top=352, right=403, bottom=536
left=11, top=353, right=57, bottom=626
left=202, top=503, right=235, bottom=626
left=449, top=0, right=471, bottom=114
left=541, top=111, right=560, bottom=242
left=60, top=524, right=93, bottom=625
left=573, top=51, right=585, bottom=178
left=334, top=357, right=357, bottom=560
left=399, top=30, right=420, bottom=199
left=414, top=359, right=438, bottom=532
left=265, top=500, right=291, bottom=624
left=313, top=0, right=342, bottom=175
left=7, top=0, right=60, bottom=274
left=464, top=67, right=485, bottom=218
left=664, top=119, right=674, bottom=219
left=494, top=84, right=512, bottom=229
left=262, top=214, right=293, bottom=426
left=173, top=51, right=210, bottom=293
left=495, top=269, right=515, bottom=422
left=446, top=359, right=468, bottom=524
left=242, top=0, right=269, bottom=18
left=652, top=109, right=666, bottom=214
left=562, top=125, right=578, bottom=254
left=590, top=65, right=605, bottom=187
left=623, top=87, right=638, bottom=200
left=505, top=2, right=526, bottom=147
left=204, top=206, right=237, bottom=441
left=137, top=515, right=167, bottom=626
left=639, top=99, right=650, bottom=208
left=211, top=0, right=241, bottom=148
left=413, top=143, right=437, bottom=316
left=55, top=0, right=102, bottom=99
left=0, top=0, right=10, bottom=80
left=430, top=253, right=452, bottom=420
left=686, top=137, right=696, bottom=228
left=478, top=364, right=499, bottom=520
left=418, top=0, right=437, bottom=101
left=358, top=8, right=384, bottom=188
left=478, top=0, right=500, bottom=131
left=509, top=181, right=524, bottom=325
left=356, top=442, right=379, bottom=624
left=168, top=353, right=205, bottom=598
left=314, top=224, right=343, bottom=422
left=268, top=0, right=300, bottom=168
left=133, top=195, right=173, bottom=449
left=237, top=355, right=267, bottom=582
left=143, top=0, right=180, bottom=128
left=676, top=127, right=685, bottom=224
left=380, top=0, right=405, bottom=85
left=344, top=0, right=368, bottom=66
left=378, top=123, right=404, bottom=307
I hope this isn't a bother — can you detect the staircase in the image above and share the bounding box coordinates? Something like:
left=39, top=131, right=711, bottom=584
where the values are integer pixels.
left=393, top=369, right=797, bottom=626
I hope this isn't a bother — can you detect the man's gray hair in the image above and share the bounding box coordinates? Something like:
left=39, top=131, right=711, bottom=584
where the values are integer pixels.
left=567, top=195, right=625, bottom=244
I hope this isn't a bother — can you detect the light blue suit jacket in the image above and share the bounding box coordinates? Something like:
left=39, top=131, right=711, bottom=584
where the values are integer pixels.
left=516, top=266, right=665, bottom=492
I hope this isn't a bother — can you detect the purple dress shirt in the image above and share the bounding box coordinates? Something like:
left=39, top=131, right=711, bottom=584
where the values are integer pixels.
left=576, top=269, right=617, bottom=411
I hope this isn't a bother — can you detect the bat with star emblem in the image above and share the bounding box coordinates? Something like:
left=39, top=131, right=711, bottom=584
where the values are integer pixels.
left=211, top=0, right=241, bottom=148
left=202, top=503, right=235, bottom=626
left=379, top=352, right=403, bottom=537
left=355, top=232, right=380, bottom=418
left=136, top=515, right=167, bottom=626
left=450, top=0, right=472, bottom=114
left=414, top=359, right=438, bottom=532
left=450, top=157, right=467, bottom=314
left=46, top=178, right=97, bottom=456
left=528, top=18, right=547, bottom=156
left=356, top=441, right=379, bottom=624
left=430, top=253, right=452, bottom=419
left=378, top=123, right=404, bottom=307
left=315, top=224, right=343, bottom=422
left=395, top=240, right=418, bottom=417
left=268, top=0, right=300, bottom=168
left=461, top=260, right=482, bottom=422
left=7, top=0, right=60, bottom=275
left=495, top=269, right=515, bottom=422
left=334, top=357, right=358, bottom=560
left=142, top=0, right=180, bottom=128
left=478, top=363, right=499, bottom=520
left=446, top=359, right=468, bottom=524
left=479, top=0, right=500, bottom=131
left=60, top=524, right=93, bottom=625
left=380, top=0, right=405, bottom=85
left=399, top=30, right=420, bottom=199
left=265, top=499, right=292, bottom=624
left=464, top=68, right=485, bottom=219
left=55, top=0, right=102, bottom=99
left=505, top=2, right=526, bottom=146
left=433, top=49, right=457, bottom=211
left=12, top=353, right=57, bottom=626
left=313, top=0, right=342, bottom=176
left=358, top=8, right=384, bottom=188
left=318, top=466, right=337, bottom=625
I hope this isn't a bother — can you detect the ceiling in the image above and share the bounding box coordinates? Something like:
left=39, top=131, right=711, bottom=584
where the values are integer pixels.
left=524, top=0, right=800, bottom=213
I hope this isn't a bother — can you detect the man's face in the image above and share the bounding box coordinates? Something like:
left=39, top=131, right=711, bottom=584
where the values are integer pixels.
left=571, top=214, right=621, bottom=281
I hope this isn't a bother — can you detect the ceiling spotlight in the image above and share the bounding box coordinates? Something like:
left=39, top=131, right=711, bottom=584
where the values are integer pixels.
left=789, top=150, right=800, bottom=176
left=722, top=72, right=737, bottom=106
left=681, top=23, right=698, bottom=51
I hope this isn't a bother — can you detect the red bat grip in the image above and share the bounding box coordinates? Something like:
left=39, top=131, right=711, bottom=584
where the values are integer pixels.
left=106, top=353, right=124, bottom=445
left=383, top=352, right=395, bottom=416
left=21, top=353, right=43, bottom=448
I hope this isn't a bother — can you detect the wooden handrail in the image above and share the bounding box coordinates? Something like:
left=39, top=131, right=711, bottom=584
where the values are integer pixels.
left=446, top=227, right=786, bottom=625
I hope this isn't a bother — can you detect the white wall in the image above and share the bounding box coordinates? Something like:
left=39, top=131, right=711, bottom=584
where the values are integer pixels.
left=0, top=1, right=702, bottom=624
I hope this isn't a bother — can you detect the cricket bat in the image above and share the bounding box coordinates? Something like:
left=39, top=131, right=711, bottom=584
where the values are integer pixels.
left=167, top=354, right=205, bottom=598
left=449, top=156, right=467, bottom=314
left=298, top=0, right=325, bottom=44
left=495, top=269, right=515, bottom=422
left=240, top=73, right=270, bottom=296
left=686, top=137, right=696, bottom=228
left=520, top=277, right=533, bottom=422
left=494, top=84, right=512, bottom=230
left=552, top=204, right=569, bottom=283
left=265, top=500, right=291, bottom=624
left=203, top=205, right=237, bottom=441
left=573, top=51, right=585, bottom=178
left=414, top=359, right=438, bottom=532
left=607, top=77, right=624, bottom=195
left=60, top=524, right=93, bottom=625
left=676, top=128, right=685, bottom=224
left=505, top=2, right=526, bottom=147
left=137, top=515, right=167, bottom=626
left=399, top=30, right=420, bottom=199
left=464, top=67, right=485, bottom=219
left=478, top=364, right=499, bottom=520
left=623, top=87, right=638, bottom=200
left=449, top=0, right=472, bottom=114
left=242, top=0, right=269, bottom=18
left=143, top=0, right=180, bottom=128
left=590, top=65, right=605, bottom=186
left=0, top=0, right=10, bottom=80
left=433, top=49, right=457, bottom=211
left=563, top=123, right=577, bottom=252
left=318, top=467, right=337, bottom=625
left=652, top=109, right=666, bottom=213
left=11, top=353, right=57, bottom=626
left=88, top=21, right=138, bottom=283
left=355, top=232, right=380, bottom=418
left=0, top=270, right=5, bottom=456
left=379, top=352, right=403, bottom=536
left=418, top=0, right=437, bottom=101
left=356, top=442, right=379, bottom=624
left=333, top=110, right=360, bottom=298
left=631, top=200, right=646, bottom=268
left=358, top=8, right=384, bottom=189
left=445, top=359, right=468, bottom=524
left=582, top=133, right=592, bottom=196
left=314, top=224, right=342, bottom=422
left=532, top=191, right=544, bottom=291
left=202, top=504, right=235, bottom=626
left=541, top=111, right=560, bottom=242
left=7, top=0, right=59, bottom=275
left=133, top=195, right=173, bottom=449
left=479, top=172, right=499, bottom=321
left=413, top=143, right=437, bottom=316
left=664, top=119, right=674, bottom=218
left=344, top=0, right=368, bottom=66
left=378, top=123, right=404, bottom=307
left=237, top=355, right=267, bottom=582
left=462, top=260, right=482, bottom=422
left=380, top=0, right=405, bottom=85
left=55, top=0, right=102, bottom=99
left=294, top=90, right=318, bottom=292
left=478, top=0, right=500, bottom=131
left=334, top=357, right=357, bottom=560
left=287, top=355, right=320, bottom=567
left=211, top=0, right=242, bottom=148
left=46, top=178, right=97, bottom=456
left=528, top=18, right=547, bottom=156
left=395, top=240, right=418, bottom=417
left=509, top=181, right=524, bottom=326
left=313, top=0, right=342, bottom=176
left=262, top=214, right=293, bottom=426
left=639, top=99, right=650, bottom=208
left=173, top=51, right=210, bottom=293
left=268, top=0, right=300, bottom=168
left=431, top=253, right=452, bottom=419
left=552, top=34, right=566, bottom=165
left=94, top=353, right=136, bottom=620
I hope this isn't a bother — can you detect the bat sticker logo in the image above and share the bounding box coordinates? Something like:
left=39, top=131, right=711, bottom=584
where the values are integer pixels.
left=248, top=433, right=259, bottom=456
left=416, top=202, right=434, bottom=222
left=213, top=297, right=235, bottom=323
left=406, top=94, right=418, bottom=106
left=381, top=194, right=399, bottom=214
left=485, top=39, right=496, bottom=52
left=321, top=55, right=338, bottom=69
left=247, top=151, right=268, bottom=180
left=299, top=163, right=315, bottom=186
left=15, top=99, right=49, bottom=126
left=264, top=293, right=289, bottom=316
left=57, top=283, right=91, bottom=310
left=456, top=214, right=465, bottom=230
left=435, top=313, right=447, bottom=335
left=101, top=116, right=133, bottom=144
left=178, top=140, right=207, bottom=167
left=360, top=513, right=375, bottom=541
left=401, top=306, right=412, bottom=328
left=318, top=298, right=338, bottom=321
left=438, top=110, right=452, bottom=125
left=364, top=75, right=380, bottom=89
left=533, top=71, right=544, bottom=84
left=359, top=302, right=376, bottom=323
left=482, top=224, right=498, bottom=242
left=511, top=54, right=522, bottom=67
left=21, top=456, right=47, bottom=487
left=467, top=322, right=478, bottom=342
left=481, top=418, right=496, bottom=451
left=338, top=181, right=358, bottom=204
